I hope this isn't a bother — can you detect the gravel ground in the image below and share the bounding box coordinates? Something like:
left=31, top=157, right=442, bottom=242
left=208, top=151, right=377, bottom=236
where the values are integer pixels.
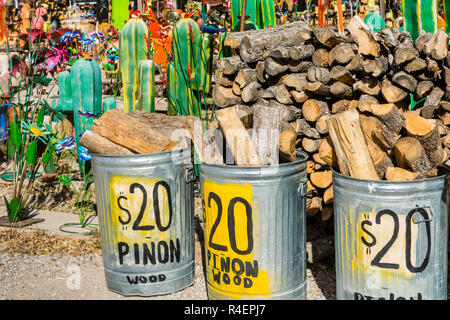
left=0, top=245, right=335, bottom=300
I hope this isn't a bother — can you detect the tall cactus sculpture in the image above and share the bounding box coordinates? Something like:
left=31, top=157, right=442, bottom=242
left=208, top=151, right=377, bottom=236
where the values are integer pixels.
left=119, top=18, right=149, bottom=113
left=58, top=71, right=73, bottom=112
left=169, top=18, right=213, bottom=117
left=403, top=0, right=439, bottom=40
left=136, top=60, right=155, bottom=113
left=71, top=58, right=102, bottom=154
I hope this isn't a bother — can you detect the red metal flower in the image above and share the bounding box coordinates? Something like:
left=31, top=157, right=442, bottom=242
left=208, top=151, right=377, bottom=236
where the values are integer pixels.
left=187, top=63, right=192, bottom=81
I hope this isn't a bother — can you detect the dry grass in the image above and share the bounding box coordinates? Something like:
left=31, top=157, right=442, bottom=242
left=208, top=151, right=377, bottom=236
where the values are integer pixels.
left=0, top=229, right=102, bottom=256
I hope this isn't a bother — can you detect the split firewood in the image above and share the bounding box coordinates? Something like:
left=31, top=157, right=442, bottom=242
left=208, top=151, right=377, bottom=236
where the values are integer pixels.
left=312, top=48, right=329, bottom=67
left=357, top=95, right=378, bottom=113
left=353, top=76, right=381, bottom=96
left=394, top=45, right=419, bottom=65
left=217, top=55, right=248, bottom=75
left=264, top=57, right=289, bottom=76
left=328, top=43, right=356, bottom=66
left=315, top=114, right=330, bottom=135
left=365, top=133, right=394, bottom=178
left=326, top=109, right=380, bottom=180
left=215, top=69, right=234, bottom=87
left=385, top=167, right=420, bottom=181
left=381, top=79, right=408, bottom=103
left=288, top=44, right=315, bottom=61
left=232, top=82, right=242, bottom=96
left=392, top=71, right=418, bottom=92
left=306, top=196, right=323, bottom=217
left=367, top=103, right=405, bottom=135
left=282, top=73, right=307, bottom=91
left=330, top=81, right=353, bottom=99
left=241, top=81, right=262, bottom=103
left=279, top=129, right=298, bottom=162
left=318, top=137, right=337, bottom=167
left=275, top=84, right=294, bottom=105
left=353, top=28, right=381, bottom=57
left=393, top=137, right=433, bottom=178
left=92, top=109, right=178, bottom=154
left=235, top=69, right=258, bottom=88
left=323, top=186, right=334, bottom=205
left=362, top=56, right=389, bottom=78
left=302, top=99, right=329, bottom=122
left=289, top=60, right=313, bottom=73
left=423, top=31, right=448, bottom=61
left=307, top=66, right=331, bottom=84
left=359, top=116, right=398, bottom=150
left=405, top=113, right=444, bottom=166
left=415, top=81, right=434, bottom=99
left=330, top=66, right=356, bottom=85
left=310, top=170, right=333, bottom=189
left=291, top=118, right=321, bottom=139
left=302, top=137, right=323, bottom=153
left=215, top=107, right=262, bottom=166
left=313, top=26, right=353, bottom=49
left=213, top=85, right=243, bottom=108
left=404, top=58, right=427, bottom=73
left=421, top=87, right=444, bottom=119
left=304, top=81, right=331, bottom=96
left=80, top=130, right=134, bottom=155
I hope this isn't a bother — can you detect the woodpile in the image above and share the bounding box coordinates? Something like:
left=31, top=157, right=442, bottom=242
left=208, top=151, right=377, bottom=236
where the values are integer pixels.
left=211, top=18, right=450, bottom=223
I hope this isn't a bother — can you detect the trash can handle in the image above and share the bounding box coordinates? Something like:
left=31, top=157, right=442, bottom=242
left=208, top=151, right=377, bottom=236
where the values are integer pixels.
left=185, top=166, right=196, bottom=183
left=412, top=204, right=433, bottom=224
left=299, top=176, right=308, bottom=197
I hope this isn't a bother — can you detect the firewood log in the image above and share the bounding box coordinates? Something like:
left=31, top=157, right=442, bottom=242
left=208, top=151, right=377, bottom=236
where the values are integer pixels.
left=393, top=137, right=433, bottom=178
left=385, top=167, right=420, bottom=181
left=302, top=99, right=329, bottom=122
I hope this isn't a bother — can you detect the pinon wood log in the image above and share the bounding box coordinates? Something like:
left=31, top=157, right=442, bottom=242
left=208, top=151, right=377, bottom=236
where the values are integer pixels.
left=80, top=130, right=134, bottom=155
left=326, top=109, right=380, bottom=180
left=215, top=106, right=262, bottom=166
left=393, top=137, right=432, bottom=178
left=385, top=167, right=420, bottom=181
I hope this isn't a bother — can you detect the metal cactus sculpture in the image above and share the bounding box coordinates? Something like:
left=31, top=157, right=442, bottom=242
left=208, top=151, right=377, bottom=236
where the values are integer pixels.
left=402, top=0, right=439, bottom=40
left=58, top=70, right=73, bottom=112
left=169, top=18, right=213, bottom=117
left=136, top=60, right=156, bottom=113
left=119, top=18, right=149, bottom=113
left=103, top=96, right=117, bottom=113
left=71, top=58, right=102, bottom=164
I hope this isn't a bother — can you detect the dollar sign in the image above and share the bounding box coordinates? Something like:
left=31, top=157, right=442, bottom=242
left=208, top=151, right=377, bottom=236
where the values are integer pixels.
left=361, top=220, right=377, bottom=248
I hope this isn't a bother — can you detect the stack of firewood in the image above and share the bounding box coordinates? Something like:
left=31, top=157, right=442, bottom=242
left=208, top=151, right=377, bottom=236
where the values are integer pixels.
left=208, top=17, right=450, bottom=221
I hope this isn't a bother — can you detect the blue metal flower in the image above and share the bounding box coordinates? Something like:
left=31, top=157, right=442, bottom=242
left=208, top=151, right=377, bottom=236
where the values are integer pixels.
left=78, top=146, right=91, bottom=161
left=77, top=110, right=100, bottom=118
left=55, top=136, right=76, bottom=154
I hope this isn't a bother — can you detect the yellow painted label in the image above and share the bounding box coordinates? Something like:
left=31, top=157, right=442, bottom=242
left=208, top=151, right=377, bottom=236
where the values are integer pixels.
left=109, top=176, right=180, bottom=267
left=354, top=208, right=424, bottom=282
left=203, top=179, right=270, bottom=299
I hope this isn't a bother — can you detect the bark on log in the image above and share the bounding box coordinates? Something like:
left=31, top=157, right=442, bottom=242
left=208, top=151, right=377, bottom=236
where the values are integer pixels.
left=393, top=137, right=433, bottom=178
left=80, top=130, right=135, bottom=155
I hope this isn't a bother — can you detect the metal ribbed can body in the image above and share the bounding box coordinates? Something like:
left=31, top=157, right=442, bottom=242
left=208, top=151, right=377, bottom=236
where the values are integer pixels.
left=91, top=149, right=195, bottom=296
left=333, top=171, right=449, bottom=300
left=199, top=151, right=308, bottom=300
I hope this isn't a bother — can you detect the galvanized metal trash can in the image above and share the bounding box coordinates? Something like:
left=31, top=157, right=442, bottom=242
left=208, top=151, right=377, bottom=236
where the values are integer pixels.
left=333, top=170, right=449, bottom=300
left=199, top=151, right=308, bottom=300
left=91, top=149, right=195, bottom=296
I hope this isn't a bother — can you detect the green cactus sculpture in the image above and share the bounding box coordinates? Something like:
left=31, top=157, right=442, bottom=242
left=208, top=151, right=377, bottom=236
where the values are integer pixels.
left=167, top=63, right=177, bottom=116
left=169, top=18, right=213, bottom=117
left=119, top=18, right=149, bottom=113
left=58, top=71, right=73, bottom=112
left=103, top=96, right=117, bottom=113
left=403, top=0, right=439, bottom=40
left=136, top=60, right=155, bottom=113
left=71, top=58, right=102, bottom=154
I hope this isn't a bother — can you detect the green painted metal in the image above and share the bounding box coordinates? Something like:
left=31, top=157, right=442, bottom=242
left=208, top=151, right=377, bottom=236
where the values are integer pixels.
left=119, top=18, right=149, bottom=113
left=418, top=0, right=438, bottom=33
left=71, top=58, right=102, bottom=155
left=167, top=63, right=177, bottom=116
left=111, top=0, right=130, bottom=31
left=445, top=0, right=450, bottom=33
left=103, top=97, right=117, bottom=113
left=170, top=18, right=213, bottom=116
left=136, top=60, right=155, bottom=113
left=58, top=71, right=73, bottom=112
left=403, top=0, right=439, bottom=40
left=231, top=0, right=275, bottom=31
